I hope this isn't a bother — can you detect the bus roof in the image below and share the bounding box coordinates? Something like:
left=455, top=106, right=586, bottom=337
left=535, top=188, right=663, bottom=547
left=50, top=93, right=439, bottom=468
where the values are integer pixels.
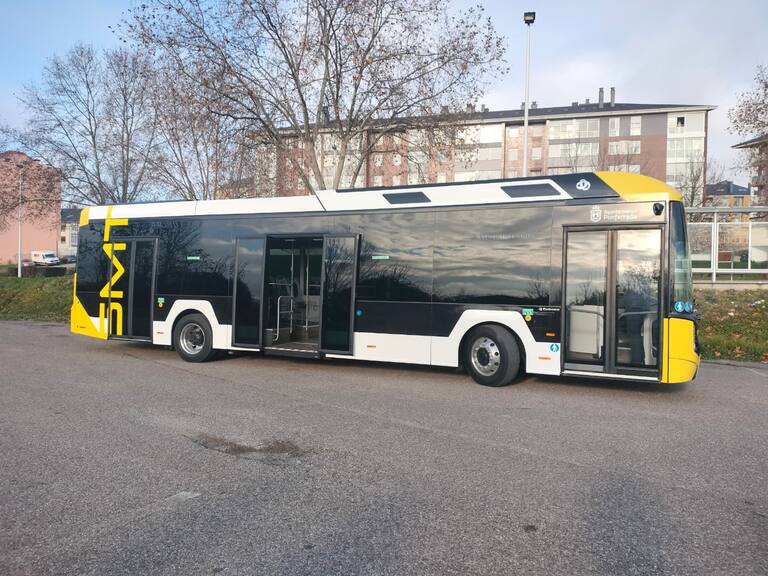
left=80, top=171, right=682, bottom=223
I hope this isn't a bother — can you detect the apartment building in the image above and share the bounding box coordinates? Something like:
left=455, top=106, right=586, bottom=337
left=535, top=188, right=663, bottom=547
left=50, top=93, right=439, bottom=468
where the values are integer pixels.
left=733, top=133, right=767, bottom=204
left=270, top=88, right=714, bottom=197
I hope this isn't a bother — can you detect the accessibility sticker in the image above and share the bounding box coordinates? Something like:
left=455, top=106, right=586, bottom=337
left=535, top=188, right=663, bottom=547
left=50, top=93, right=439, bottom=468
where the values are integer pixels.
left=549, top=343, right=560, bottom=352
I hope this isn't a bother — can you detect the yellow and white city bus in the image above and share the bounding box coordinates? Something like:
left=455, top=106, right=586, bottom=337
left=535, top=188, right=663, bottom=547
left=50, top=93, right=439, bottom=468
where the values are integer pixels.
left=71, top=171, right=699, bottom=386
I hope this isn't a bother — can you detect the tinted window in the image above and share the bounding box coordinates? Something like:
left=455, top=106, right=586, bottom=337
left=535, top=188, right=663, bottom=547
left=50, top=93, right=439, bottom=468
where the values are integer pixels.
left=156, top=219, right=233, bottom=296
left=75, top=225, right=109, bottom=293
left=434, top=207, right=552, bottom=304
left=340, top=212, right=433, bottom=302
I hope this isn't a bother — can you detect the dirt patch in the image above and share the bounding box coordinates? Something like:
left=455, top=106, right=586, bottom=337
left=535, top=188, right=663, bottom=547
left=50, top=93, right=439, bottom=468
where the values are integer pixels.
left=187, top=433, right=309, bottom=460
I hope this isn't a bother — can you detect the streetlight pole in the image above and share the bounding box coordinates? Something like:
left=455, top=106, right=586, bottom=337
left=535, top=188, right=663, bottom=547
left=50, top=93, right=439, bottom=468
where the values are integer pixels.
left=16, top=161, right=29, bottom=279
left=522, top=11, right=535, bottom=178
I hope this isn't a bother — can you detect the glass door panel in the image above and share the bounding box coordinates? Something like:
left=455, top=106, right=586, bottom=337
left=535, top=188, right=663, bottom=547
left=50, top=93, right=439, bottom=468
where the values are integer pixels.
left=233, top=238, right=266, bottom=347
left=130, top=240, right=156, bottom=338
left=320, top=236, right=358, bottom=353
left=615, top=229, right=661, bottom=368
left=564, top=231, right=608, bottom=366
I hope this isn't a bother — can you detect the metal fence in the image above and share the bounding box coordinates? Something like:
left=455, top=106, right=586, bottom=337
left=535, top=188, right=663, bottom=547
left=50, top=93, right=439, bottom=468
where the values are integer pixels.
left=686, top=206, right=768, bottom=285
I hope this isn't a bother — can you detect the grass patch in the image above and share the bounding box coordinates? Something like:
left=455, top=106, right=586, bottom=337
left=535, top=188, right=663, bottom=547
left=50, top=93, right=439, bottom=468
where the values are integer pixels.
left=0, top=276, right=73, bottom=322
left=695, top=289, right=768, bottom=363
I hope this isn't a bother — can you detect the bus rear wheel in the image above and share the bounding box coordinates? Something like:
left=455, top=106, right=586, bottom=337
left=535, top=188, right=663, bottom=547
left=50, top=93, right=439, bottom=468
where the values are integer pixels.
left=173, top=313, right=218, bottom=363
left=464, top=325, right=521, bottom=387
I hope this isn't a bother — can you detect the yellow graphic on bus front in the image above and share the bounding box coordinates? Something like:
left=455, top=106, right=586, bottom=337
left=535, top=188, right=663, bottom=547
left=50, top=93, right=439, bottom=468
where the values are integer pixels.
left=98, top=207, right=128, bottom=336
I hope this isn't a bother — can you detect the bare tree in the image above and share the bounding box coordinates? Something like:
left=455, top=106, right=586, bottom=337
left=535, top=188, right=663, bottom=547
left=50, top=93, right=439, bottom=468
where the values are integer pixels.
left=9, top=44, right=158, bottom=206
left=729, top=65, right=768, bottom=202
left=127, top=0, right=506, bottom=193
left=674, top=155, right=725, bottom=218
left=148, top=58, right=276, bottom=199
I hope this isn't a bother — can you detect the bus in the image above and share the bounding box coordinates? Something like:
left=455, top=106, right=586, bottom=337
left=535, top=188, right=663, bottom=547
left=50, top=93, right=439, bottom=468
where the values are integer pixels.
left=70, top=171, right=699, bottom=387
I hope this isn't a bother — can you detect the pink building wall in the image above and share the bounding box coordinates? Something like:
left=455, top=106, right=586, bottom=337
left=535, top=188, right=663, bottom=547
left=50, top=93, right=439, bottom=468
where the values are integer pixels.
left=0, top=212, right=60, bottom=264
left=0, top=151, right=62, bottom=264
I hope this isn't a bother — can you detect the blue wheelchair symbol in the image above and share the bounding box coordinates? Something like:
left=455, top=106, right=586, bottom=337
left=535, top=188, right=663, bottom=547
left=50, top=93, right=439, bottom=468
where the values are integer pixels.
left=549, top=343, right=560, bottom=352
left=674, top=301, right=685, bottom=313
left=684, top=302, right=693, bottom=313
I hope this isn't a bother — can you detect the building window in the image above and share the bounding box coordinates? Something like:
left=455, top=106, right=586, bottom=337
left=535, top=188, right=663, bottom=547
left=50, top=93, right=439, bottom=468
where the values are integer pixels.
left=374, top=154, right=383, bottom=167
left=630, top=116, right=642, bottom=136
left=391, top=175, right=401, bottom=186
left=508, top=148, right=518, bottom=161
left=609, top=117, right=620, bottom=137
left=531, top=147, right=542, bottom=160
left=71, top=230, right=79, bottom=247
left=392, top=154, right=402, bottom=166
left=676, top=116, right=685, bottom=128
left=609, top=140, right=641, bottom=155
left=437, top=172, right=447, bottom=183
left=478, top=146, right=502, bottom=161
left=373, top=175, right=383, bottom=187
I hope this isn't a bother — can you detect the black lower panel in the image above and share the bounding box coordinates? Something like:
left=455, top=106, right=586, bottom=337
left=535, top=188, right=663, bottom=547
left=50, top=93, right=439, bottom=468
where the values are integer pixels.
left=354, top=300, right=561, bottom=340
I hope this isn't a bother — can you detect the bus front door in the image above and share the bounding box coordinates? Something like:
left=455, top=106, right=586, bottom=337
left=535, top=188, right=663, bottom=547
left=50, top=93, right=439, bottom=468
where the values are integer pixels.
left=106, top=238, right=157, bottom=340
left=563, top=228, right=662, bottom=378
left=319, top=235, right=359, bottom=355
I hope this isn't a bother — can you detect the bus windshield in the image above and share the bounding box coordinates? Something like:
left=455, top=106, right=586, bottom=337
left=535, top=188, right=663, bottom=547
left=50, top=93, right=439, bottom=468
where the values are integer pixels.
left=669, top=202, right=693, bottom=313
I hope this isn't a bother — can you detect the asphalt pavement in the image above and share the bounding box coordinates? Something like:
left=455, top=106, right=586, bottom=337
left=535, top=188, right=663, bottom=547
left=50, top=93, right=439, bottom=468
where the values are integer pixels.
left=1, top=321, right=767, bottom=575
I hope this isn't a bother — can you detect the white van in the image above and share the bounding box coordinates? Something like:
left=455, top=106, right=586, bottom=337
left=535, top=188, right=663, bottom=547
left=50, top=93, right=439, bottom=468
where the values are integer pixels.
left=31, top=251, right=60, bottom=266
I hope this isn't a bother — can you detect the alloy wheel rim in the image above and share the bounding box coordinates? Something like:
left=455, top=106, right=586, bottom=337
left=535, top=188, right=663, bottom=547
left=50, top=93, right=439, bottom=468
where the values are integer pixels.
left=470, top=336, right=501, bottom=376
left=179, top=323, right=205, bottom=355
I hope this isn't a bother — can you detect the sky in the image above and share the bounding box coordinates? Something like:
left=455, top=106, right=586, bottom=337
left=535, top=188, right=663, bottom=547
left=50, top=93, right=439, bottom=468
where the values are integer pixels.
left=0, top=0, right=766, bottom=183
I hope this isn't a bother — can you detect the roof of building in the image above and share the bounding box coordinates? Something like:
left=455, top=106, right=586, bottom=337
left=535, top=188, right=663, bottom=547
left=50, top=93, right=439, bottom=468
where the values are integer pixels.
left=732, top=134, right=768, bottom=149
left=705, top=180, right=751, bottom=196
left=471, top=102, right=715, bottom=123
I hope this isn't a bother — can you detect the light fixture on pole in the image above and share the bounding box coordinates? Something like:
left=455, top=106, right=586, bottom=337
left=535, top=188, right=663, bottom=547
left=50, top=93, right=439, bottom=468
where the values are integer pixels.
left=522, top=11, right=535, bottom=178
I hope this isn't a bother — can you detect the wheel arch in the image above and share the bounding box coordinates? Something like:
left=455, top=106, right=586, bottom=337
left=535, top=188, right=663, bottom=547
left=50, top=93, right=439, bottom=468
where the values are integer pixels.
left=458, top=321, right=527, bottom=372
left=156, top=300, right=228, bottom=350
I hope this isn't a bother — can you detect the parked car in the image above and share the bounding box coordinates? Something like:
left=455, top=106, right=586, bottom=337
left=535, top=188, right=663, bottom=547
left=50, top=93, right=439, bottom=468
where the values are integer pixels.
left=60, top=254, right=77, bottom=264
left=30, top=251, right=60, bottom=266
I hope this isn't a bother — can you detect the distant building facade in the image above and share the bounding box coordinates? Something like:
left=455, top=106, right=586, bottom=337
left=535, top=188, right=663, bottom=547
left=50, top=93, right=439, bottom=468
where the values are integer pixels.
left=263, top=88, right=714, bottom=197
left=0, top=151, right=61, bottom=264
left=59, top=208, right=80, bottom=258
left=705, top=180, right=752, bottom=208
left=733, top=133, right=767, bottom=204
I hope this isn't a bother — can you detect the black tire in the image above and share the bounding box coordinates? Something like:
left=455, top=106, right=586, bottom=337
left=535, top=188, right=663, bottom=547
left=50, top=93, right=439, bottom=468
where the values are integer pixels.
left=172, top=313, right=218, bottom=363
left=463, top=324, right=521, bottom=387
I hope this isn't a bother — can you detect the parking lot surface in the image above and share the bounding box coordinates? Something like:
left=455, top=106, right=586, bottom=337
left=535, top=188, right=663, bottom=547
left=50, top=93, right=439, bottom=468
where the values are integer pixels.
left=1, top=321, right=767, bottom=575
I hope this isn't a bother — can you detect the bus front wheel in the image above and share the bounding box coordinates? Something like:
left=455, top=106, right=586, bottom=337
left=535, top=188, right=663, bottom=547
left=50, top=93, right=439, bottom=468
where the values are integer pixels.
left=173, top=313, right=218, bottom=363
left=464, top=325, right=521, bottom=387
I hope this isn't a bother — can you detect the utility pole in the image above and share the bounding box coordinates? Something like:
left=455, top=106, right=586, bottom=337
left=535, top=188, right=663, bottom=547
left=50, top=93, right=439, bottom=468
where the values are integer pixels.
left=16, top=161, right=29, bottom=279
left=522, top=11, right=535, bottom=178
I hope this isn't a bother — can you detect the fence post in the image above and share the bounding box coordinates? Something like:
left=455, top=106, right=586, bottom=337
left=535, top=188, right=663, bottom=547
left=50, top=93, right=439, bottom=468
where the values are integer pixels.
left=711, top=211, right=718, bottom=284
